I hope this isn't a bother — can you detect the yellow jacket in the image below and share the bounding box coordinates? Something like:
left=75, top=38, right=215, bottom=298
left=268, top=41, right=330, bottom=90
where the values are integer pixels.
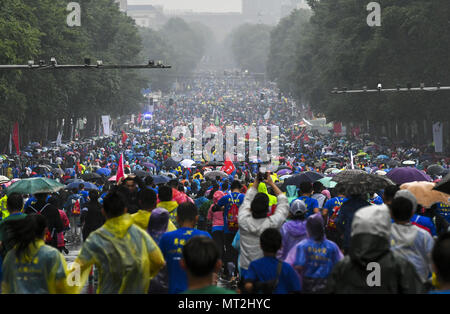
left=131, top=209, right=177, bottom=232
left=0, top=195, right=9, bottom=220
left=71, top=213, right=165, bottom=294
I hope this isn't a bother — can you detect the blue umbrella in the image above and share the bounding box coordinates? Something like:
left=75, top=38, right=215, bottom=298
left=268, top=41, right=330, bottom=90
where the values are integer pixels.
left=377, top=155, right=389, bottom=160
left=151, top=175, right=171, bottom=185
left=66, top=180, right=98, bottom=190
left=96, top=168, right=111, bottom=176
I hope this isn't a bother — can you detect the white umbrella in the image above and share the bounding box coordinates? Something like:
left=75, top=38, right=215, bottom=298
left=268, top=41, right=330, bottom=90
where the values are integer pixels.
left=180, top=159, right=196, bottom=168
left=0, top=176, right=10, bottom=184
left=403, top=160, right=416, bottom=166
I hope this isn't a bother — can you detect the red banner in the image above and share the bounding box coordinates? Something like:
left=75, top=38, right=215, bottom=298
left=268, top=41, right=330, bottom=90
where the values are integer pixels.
left=334, top=122, right=342, bottom=134
left=221, top=157, right=235, bottom=175
left=13, top=122, right=20, bottom=155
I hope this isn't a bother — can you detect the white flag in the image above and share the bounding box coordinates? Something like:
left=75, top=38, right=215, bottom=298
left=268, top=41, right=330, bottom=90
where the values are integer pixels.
left=350, top=151, right=355, bottom=169
left=433, top=122, right=443, bottom=153
left=9, top=133, right=12, bottom=154
left=264, top=108, right=270, bottom=120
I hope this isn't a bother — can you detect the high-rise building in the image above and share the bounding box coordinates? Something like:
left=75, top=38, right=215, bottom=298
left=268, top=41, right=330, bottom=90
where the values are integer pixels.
left=126, top=5, right=166, bottom=29
left=114, top=0, right=127, bottom=12
left=281, top=0, right=310, bottom=18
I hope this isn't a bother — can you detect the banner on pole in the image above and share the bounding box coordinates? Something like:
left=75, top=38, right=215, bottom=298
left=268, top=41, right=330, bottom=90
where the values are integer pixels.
left=433, top=122, right=443, bottom=153
left=102, top=115, right=111, bottom=136
left=13, top=122, right=20, bottom=155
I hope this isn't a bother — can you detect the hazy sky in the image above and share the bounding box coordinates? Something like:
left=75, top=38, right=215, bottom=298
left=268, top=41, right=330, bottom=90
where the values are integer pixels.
left=128, top=0, right=242, bottom=13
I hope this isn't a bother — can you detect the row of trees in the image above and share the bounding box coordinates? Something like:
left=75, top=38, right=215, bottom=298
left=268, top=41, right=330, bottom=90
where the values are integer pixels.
left=267, top=0, right=450, bottom=144
left=0, top=0, right=146, bottom=149
left=0, top=1, right=211, bottom=151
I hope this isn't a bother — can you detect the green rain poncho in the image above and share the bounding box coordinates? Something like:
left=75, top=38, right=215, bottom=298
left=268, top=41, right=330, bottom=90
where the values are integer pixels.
left=2, top=239, right=71, bottom=294
left=71, top=213, right=165, bottom=294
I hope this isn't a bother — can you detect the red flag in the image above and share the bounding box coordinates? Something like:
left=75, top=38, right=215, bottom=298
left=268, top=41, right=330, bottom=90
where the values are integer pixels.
left=12, top=122, right=20, bottom=155
left=122, top=131, right=128, bottom=144
left=137, top=113, right=142, bottom=124
left=116, top=153, right=125, bottom=182
left=221, top=157, right=235, bottom=175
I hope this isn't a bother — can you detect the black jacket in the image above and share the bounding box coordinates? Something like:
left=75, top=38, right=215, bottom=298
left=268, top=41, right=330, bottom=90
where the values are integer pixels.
left=327, top=234, right=426, bottom=294
left=25, top=200, right=64, bottom=247
left=81, top=201, right=105, bottom=241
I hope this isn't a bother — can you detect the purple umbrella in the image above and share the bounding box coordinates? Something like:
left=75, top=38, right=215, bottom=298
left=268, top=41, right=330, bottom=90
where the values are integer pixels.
left=386, top=167, right=432, bottom=185
left=142, top=162, right=156, bottom=169
left=277, top=168, right=292, bottom=176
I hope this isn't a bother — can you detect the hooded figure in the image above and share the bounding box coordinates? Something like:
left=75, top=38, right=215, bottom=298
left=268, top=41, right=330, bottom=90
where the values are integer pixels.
left=147, top=208, right=170, bottom=245
left=327, top=205, right=426, bottom=294
left=292, top=213, right=343, bottom=293
left=278, top=200, right=308, bottom=260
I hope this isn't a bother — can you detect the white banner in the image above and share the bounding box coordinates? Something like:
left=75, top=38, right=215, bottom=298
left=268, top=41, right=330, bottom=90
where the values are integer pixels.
left=56, top=132, right=62, bottom=146
left=264, top=108, right=270, bottom=120
left=9, top=133, right=12, bottom=154
left=102, top=115, right=111, bottom=136
left=350, top=151, right=355, bottom=169
left=433, top=122, right=443, bottom=153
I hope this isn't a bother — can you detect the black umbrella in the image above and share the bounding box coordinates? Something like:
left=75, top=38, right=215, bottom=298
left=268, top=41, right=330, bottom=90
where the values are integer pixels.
left=163, top=158, right=178, bottom=169
left=421, top=160, right=433, bottom=168
left=335, top=173, right=394, bottom=196
left=433, top=173, right=450, bottom=195
left=427, top=164, right=445, bottom=176
left=387, top=160, right=401, bottom=168
left=281, top=171, right=324, bottom=191
left=81, top=173, right=102, bottom=181
left=134, top=170, right=150, bottom=178
left=332, top=169, right=366, bottom=183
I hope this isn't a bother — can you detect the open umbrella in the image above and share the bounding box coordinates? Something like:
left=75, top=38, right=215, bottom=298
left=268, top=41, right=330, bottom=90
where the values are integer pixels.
left=388, top=160, right=401, bottom=168
left=96, top=168, right=111, bottom=177
left=427, top=164, right=445, bottom=176
left=275, top=165, right=291, bottom=172
left=134, top=170, right=150, bottom=178
left=332, top=169, right=366, bottom=183
left=376, top=155, right=389, bottom=160
left=319, top=177, right=337, bottom=189
left=0, top=176, right=10, bottom=184
left=5, top=177, right=64, bottom=196
left=180, top=159, right=196, bottom=168
left=163, top=158, right=178, bottom=169
left=204, top=171, right=228, bottom=180
left=142, top=162, right=156, bottom=169
left=386, top=167, right=432, bottom=185
left=402, top=160, right=416, bottom=166
left=66, top=181, right=98, bottom=191
left=281, top=171, right=324, bottom=191
left=400, top=181, right=450, bottom=208
left=335, top=173, right=394, bottom=196
left=151, top=175, right=171, bottom=185
left=81, top=173, right=102, bottom=181
left=433, top=173, right=450, bottom=195
left=276, top=169, right=292, bottom=176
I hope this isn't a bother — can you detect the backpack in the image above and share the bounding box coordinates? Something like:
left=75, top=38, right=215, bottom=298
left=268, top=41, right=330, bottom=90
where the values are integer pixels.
left=251, top=260, right=283, bottom=294
left=211, top=204, right=223, bottom=213
left=72, top=199, right=81, bottom=215
left=29, top=204, right=54, bottom=243
left=326, top=199, right=344, bottom=231
left=227, top=195, right=240, bottom=232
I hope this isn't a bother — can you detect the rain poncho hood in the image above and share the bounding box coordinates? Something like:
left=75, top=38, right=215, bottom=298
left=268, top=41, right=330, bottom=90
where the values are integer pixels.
left=349, top=204, right=391, bottom=267
left=306, top=213, right=325, bottom=241
left=148, top=208, right=170, bottom=244
left=2, top=239, right=71, bottom=294
left=257, top=182, right=277, bottom=206
left=286, top=185, right=298, bottom=204
left=72, top=213, right=165, bottom=294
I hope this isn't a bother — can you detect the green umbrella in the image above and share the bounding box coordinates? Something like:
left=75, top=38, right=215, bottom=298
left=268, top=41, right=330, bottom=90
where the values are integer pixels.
left=319, top=177, right=337, bottom=189
left=5, top=177, right=65, bottom=196
left=108, top=142, right=116, bottom=147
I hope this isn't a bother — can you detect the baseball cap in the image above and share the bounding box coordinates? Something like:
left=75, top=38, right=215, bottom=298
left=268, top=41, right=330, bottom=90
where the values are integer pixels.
left=290, top=199, right=307, bottom=216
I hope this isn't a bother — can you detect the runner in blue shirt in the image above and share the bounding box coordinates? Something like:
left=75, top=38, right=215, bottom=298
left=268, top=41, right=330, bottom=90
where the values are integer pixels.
left=411, top=214, right=437, bottom=237
left=243, top=228, right=301, bottom=294
left=217, top=180, right=244, bottom=279
left=296, top=182, right=319, bottom=217
left=159, top=202, right=211, bottom=294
